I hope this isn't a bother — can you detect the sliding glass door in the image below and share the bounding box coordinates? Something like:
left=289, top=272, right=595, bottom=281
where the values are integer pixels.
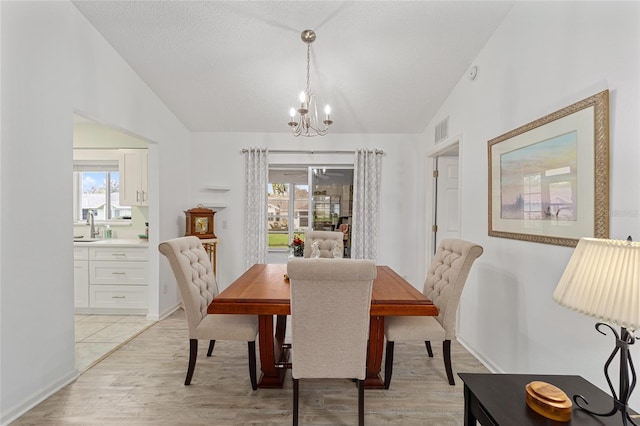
left=309, top=167, right=353, bottom=257
left=268, top=166, right=353, bottom=257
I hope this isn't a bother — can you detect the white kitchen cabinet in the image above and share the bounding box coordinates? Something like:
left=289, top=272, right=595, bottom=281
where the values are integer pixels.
left=74, top=247, right=89, bottom=309
left=88, top=246, right=148, bottom=313
left=119, top=149, right=148, bottom=206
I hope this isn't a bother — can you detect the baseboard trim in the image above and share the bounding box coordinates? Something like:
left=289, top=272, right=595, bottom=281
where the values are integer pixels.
left=457, top=336, right=503, bottom=374
left=148, top=301, right=181, bottom=321
left=1, top=369, right=78, bottom=426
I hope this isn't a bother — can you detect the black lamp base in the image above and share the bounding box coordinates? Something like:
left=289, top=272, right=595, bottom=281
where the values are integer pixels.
left=573, top=324, right=638, bottom=426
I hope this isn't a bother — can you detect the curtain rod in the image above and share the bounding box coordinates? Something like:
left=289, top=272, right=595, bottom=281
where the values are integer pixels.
left=241, top=149, right=384, bottom=155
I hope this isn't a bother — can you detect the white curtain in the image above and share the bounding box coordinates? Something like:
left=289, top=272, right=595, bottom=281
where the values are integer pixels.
left=351, top=149, right=383, bottom=260
left=244, top=147, right=269, bottom=268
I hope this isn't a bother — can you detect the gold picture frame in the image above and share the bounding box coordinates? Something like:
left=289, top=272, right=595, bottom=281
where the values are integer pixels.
left=488, top=90, right=609, bottom=247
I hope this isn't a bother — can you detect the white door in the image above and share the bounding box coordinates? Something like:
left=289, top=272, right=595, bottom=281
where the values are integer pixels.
left=433, top=155, right=459, bottom=254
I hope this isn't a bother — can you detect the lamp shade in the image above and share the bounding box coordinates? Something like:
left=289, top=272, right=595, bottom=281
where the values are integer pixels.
left=553, top=237, right=640, bottom=331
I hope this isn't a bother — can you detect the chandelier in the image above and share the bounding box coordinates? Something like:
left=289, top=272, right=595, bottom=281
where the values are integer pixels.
left=288, top=29, right=333, bottom=137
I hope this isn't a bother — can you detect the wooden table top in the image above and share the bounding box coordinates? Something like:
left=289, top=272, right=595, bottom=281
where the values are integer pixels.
left=208, top=263, right=438, bottom=317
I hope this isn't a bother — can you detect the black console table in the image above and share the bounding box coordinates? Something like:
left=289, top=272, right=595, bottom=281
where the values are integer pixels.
left=459, top=373, right=639, bottom=425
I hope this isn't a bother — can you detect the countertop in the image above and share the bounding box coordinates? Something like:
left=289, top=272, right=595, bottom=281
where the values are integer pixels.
left=73, top=238, right=149, bottom=247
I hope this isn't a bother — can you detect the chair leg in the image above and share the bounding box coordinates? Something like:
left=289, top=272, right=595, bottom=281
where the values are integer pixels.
left=358, top=379, right=365, bottom=426
left=206, top=340, right=216, bottom=356
left=384, top=341, right=394, bottom=389
left=293, top=378, right=299, bottom=426
left=425, top=341, right=433, bottom=357
left=443, top=340, right=455, bottom=385
left=185, top=339, right=198, bottom=385
left=248, top=341, right=257, bottom=391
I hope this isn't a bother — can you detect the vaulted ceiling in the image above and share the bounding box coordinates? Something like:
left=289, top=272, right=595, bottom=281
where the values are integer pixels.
left=72, top=1, right=514, bottom=134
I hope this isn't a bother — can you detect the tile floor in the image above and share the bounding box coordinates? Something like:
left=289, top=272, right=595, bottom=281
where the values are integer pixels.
left=74, top=314, right=157, bottom=373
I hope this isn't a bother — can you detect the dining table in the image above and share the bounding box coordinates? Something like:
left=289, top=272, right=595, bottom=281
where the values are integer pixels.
left=207, top=263, right=438, bottom=389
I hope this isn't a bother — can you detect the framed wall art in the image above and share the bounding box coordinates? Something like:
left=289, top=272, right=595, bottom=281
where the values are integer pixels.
left=488, top=90, right=609, bottom=247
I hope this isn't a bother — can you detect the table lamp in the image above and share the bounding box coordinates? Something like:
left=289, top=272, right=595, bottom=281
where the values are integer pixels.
left=553, top=237, right=640, bottom=425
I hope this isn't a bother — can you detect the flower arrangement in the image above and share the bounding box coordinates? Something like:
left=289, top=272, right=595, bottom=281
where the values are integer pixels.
left=290, top=236, right=305, bottom=257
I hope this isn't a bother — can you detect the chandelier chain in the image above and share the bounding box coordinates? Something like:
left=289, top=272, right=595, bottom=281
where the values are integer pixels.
left=306, top=43, right=311, bottom=95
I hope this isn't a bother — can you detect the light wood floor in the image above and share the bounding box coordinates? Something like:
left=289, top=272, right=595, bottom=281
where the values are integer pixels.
left=14, top=309, right=489, bottom=425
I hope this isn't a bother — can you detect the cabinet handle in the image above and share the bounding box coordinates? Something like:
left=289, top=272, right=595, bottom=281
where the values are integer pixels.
left=136, top=190, right=141, bottom=202
left=112, top=296, right=126, bottom=299
left=111, top=253, right=127, bottom=257
left=142, top=191, right=146, bottom=202
left=112, top=272, right=126, bottom=275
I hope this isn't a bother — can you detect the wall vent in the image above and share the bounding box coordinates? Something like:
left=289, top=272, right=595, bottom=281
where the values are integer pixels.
left=435, top=117, right=449, bottom=143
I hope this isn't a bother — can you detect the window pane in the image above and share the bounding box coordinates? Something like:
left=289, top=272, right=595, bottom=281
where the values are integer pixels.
left=75, top=171, right=129, bottom=221
left=293, top=184, right=309, bottom=236
left=268, top=183, right=290, bottom=249
left=82, top=172, right=108, bottom=220
left=109, top=172, right=130, bottom=219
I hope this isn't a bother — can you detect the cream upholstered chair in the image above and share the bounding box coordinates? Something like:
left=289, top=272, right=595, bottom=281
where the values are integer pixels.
left=384, top=238, right=483, bottom=388
left=158, top=236, right=258, bottom=389
left=303, top=230, right=344, bottom=258
left=287, top=258, right=376, bottom=426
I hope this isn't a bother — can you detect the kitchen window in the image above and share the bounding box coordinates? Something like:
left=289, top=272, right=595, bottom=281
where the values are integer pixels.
left=73, top=161, right=131, bottom=222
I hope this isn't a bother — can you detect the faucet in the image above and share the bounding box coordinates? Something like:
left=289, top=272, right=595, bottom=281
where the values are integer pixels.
left=87, top=210, right=99, bottom=238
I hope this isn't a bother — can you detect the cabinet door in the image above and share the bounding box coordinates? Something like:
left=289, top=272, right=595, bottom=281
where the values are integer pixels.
left=74, top=261, right=89, bottom=308
left=74, top=246, right=89, bottom=260
left=139, top=150, right=148, bottom=205
left=119, top=149, right=148, bottom=206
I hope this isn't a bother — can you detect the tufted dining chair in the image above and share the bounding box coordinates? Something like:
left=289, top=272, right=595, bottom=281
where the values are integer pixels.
left=303, top=230, right=344, bottom=258
left=384, top=238, right=483, bottom=388
left=158, top=236, right=258, bottom=389
left=287, top=257, right=376, bottom=426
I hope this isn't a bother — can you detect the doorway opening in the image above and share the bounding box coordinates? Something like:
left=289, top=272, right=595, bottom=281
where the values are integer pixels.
left=72, top=113, right=156, bottom=372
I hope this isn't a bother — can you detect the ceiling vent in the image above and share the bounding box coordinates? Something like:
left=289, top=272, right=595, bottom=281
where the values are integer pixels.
left=435, top=117, right=449, bottom=143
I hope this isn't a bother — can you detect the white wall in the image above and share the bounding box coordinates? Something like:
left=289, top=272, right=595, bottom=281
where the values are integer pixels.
left=3, top=1, right=638, bottom=423
left=0, top=2, right=189, bottom=423
left=190, top=132, right=425, bottom=288
left=421, top=1, right=640, bottom=408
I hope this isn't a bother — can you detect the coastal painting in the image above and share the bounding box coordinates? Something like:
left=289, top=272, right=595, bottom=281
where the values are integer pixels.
left=500, top=131, right=577, bottom=221
left=488, top=90, right=609, bottom=247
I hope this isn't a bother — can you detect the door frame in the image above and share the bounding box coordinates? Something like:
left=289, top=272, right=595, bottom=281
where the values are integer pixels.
left=425, top=134, right=462, bottom=263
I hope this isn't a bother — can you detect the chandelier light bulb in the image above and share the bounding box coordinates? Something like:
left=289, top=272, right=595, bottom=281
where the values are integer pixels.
left=324, top=105, right=331, bottom=115
left=299, top=91, right=306, bottom=104
left=288, top=107, right=297, bottom=127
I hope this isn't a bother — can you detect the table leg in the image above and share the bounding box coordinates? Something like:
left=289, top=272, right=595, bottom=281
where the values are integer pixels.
left=463, top=384, right=476, bottom=425
left=365, top=315, right=386, bottom=389
left=257, top=314, right=288, bottom=388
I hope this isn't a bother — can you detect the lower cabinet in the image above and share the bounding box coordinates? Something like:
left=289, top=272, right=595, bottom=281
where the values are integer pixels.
left=74, top=247, right=89, bottom=308
left=75, top=244, right=148, bottom=314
